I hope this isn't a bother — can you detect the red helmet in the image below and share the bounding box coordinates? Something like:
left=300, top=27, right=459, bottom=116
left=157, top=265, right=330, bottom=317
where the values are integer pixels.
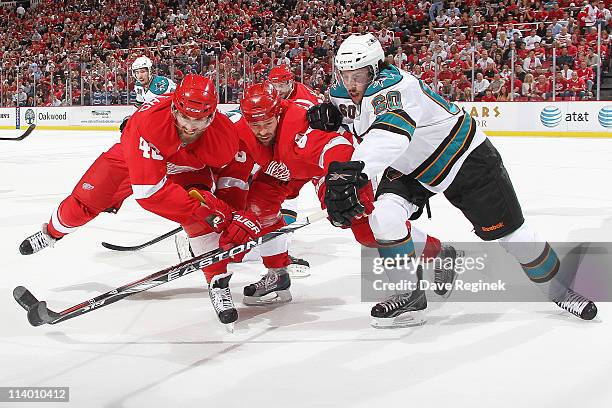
left=172, top=74, right=217, bottom=119
left=240, top=82, right=282, bottom=123
left=268, top=64, right=294, bottom=83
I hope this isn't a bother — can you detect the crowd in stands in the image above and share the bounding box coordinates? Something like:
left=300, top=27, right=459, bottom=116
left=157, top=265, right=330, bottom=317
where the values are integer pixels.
left=0, top=0, right=610, bottom=106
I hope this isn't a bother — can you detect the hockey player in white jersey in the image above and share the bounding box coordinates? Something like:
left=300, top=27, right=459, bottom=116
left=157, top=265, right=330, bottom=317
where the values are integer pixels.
left=307, top=33, right=597, bottom=327
left=119, top=56, right=177, bottom=131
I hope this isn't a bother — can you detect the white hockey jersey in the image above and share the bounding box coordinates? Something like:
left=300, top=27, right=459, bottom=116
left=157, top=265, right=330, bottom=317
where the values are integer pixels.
left=330, top=65, right=486, bottom=193
left=134, top=75, right=177, bottom=107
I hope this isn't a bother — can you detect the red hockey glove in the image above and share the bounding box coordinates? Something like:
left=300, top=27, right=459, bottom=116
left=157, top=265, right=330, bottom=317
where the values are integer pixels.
left=219, top=211, right=262, bottom=249
left=189, top=189, right=233, bottom=233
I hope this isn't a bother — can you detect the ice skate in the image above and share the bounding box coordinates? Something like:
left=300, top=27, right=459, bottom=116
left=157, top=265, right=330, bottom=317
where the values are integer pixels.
left=287, top=255, right=310, bottom=278
left=209, top=274, right=238, bottom=332
left=19, top=224, right=58, bottom=255
left=243, top=267, right=292, bottom=306
left=370, top=289, right=427, bottom=328
left=554, top=288, right=597, bottom=320
left=259, top=255, right=310, bottom=278
left=432, top=245, right=461, bottom=298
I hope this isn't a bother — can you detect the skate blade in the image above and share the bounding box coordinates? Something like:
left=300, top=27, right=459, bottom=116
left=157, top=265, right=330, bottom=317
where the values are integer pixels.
left=370, top=311, right=427, bottom=329
left=287, top=264, right=310, bottom=278
left=243, top=290, right=292, bottom=306
left=224, top=322, right=235, bottom=333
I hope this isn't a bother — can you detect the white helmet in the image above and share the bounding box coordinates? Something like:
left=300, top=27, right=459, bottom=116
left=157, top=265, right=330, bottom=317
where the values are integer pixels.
left=334, top=33, right=385, bottom=77
left=131, top=56, right=152, bottom=77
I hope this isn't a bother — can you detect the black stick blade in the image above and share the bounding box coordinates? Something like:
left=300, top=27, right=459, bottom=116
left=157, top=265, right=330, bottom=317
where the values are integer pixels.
left=27, top=301, right=59, bottom=326
left=101, top=241, right=137, bottom=251
left=13, top=286, right=40, bottom=312
left=0, top=124, right=36, bottom=141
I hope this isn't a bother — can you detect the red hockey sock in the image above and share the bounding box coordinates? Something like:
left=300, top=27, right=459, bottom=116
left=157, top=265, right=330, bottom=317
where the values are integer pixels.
left=422, top=235, right=442, bottom=260
left=262, top=252, right=291, bottom=269
left=48, top=195, right=99, bottom=239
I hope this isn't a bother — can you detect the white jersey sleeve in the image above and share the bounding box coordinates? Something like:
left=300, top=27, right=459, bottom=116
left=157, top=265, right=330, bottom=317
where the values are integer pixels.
left=330, top=65, right=485, bottom=193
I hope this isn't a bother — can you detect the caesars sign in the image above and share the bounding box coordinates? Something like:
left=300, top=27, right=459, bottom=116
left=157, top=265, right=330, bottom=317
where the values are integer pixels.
left=456, top=103, right=502, bottom=128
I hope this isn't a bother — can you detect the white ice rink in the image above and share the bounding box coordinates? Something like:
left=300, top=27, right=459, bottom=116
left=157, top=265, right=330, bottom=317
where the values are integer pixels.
left=1, top=130, right=611, bottom=408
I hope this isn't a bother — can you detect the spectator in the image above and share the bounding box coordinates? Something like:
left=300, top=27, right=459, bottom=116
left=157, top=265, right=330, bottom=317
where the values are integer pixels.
left=556, top=46, right=575, bottom=69
left=489, top=73, right=505, bottom=96
left=497, top=85, right=510, bottom=101
left=16, top=4, right=26, bottom=18
left=482, top=88, right=497, bottom=102
left=553, top=71, right=569, bottom=99
left=561, top=63, right=575, bottom=80
left=576, top=60, right=595, bottom=93
left=566, top=71, right=587, bottom=99
left=473, top=72, right=490, bottom=98
left=524, top=29, right=542, bottom=50
left=522, top=73, right=536, bottom=99
left=555, top=27, right=572, bottom=44
left=542, top=28, right=556, bottom=50
left=597, top=1, right=611, bottom=28
left=477, top=50, right=494, bottom=70
left=523, top=50, right=543, bottom=72
left=497, top=31, right=511, bottom=49
left=534, top=74, right=552, bottom=100
left=394, top=47, right=408, bottom=70
left=549, top=18, right=565, bottom=38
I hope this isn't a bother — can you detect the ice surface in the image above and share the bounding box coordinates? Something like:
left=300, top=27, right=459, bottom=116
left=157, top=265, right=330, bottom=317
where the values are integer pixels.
left=1, top=131, right=611, bottom=408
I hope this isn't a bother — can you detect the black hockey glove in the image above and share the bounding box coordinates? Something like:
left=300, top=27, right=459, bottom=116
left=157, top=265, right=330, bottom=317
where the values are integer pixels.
left=119, top=115, right=131, bottom=133
left=307, top=102, right=343, bottom=132
left=324, top=161, right=373, bottom=227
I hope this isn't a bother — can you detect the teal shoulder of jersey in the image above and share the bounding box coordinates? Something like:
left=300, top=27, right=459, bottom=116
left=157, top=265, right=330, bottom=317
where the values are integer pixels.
left=225, top=108, right=242, bottom=118
left=150, top=76, right=171, bottom=95
left=364, top=66, right=403, bottom=97
left=330, top=82, right=350, bottom=99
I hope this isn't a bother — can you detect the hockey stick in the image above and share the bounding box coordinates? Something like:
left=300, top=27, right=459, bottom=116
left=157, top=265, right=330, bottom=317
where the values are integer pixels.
left=101, top=226, right=183, bottom=251
left=13, top=210, right=326, bottom=326
left=0, top=124, right=36, bottom=141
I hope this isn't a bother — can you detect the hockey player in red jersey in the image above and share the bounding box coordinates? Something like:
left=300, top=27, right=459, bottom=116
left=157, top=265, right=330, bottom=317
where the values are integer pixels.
left=268, top=64, right=321, bottom=110
left=19, top=74, right=261, bottom=327
left=230, top=65, right=322, bottom=278
left=234, top=83, right=450, bottom=307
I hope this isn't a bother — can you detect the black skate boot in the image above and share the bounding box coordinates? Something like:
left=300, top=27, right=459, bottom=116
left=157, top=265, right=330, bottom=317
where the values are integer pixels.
left=19, top=223, right=58, bottom=255
left=433, top=245, right=460, bottom=298
left=371, top=289, right=428, bottom=328
left=287, top=255, right=310, bottom=278
left=554, top=288, right=597, bottom=320
left=209, top=274, right=238, bottom=332
left=243, top=267, right=292, bottom=306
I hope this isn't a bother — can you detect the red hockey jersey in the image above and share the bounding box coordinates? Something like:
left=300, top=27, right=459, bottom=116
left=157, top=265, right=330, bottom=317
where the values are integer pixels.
left=234, top=101, right=355, bottom=184
left=120, top=95, right=240, bottom=225
left=287, top=82, right=321, bottom=110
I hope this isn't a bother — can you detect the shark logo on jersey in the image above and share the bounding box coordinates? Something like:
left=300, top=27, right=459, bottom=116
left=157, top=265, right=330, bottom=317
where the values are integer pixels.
left=155, top=80, right=167, bottom=92
left=371, top=73, right=399, bottom=89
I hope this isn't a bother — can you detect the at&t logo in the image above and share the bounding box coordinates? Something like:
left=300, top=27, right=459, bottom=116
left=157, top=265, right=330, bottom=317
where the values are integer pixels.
left=540, top=106, right=562, bottom=127
left=598, top=106, right=612, bottom=128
